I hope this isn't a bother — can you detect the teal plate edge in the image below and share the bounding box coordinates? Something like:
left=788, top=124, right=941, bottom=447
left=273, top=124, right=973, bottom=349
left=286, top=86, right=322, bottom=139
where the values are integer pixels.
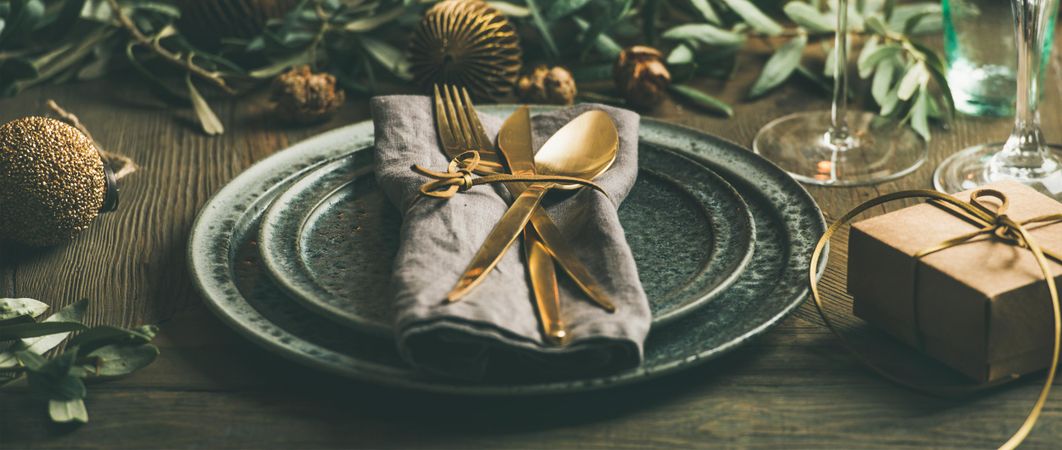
left=188, top=106, right=827, bottom=395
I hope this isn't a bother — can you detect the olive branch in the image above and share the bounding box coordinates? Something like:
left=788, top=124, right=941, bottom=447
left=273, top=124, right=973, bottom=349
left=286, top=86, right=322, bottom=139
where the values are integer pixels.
left=0, top=0, right=953, bottom=139
left=0, top=298, right=159, bottom=424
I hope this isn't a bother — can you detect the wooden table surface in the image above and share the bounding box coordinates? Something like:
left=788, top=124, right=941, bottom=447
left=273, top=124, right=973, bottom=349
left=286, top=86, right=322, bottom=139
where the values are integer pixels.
left=2, top=41, right=1062, bottom=449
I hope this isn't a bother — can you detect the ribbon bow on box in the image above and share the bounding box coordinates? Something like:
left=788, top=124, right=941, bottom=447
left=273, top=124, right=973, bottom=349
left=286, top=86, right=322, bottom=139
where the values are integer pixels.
left=810, top=188, right=1062, bottom=450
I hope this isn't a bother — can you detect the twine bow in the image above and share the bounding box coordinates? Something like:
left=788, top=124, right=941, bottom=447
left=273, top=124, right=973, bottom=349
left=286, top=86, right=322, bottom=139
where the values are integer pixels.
left=412, top=151, right=605, bottom=198
left=810, top=188, right=1062, bottom=450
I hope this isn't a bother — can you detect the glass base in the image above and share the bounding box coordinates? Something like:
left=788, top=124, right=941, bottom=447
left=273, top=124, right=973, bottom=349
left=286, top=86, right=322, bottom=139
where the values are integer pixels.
left=933, top=143, right=1062, bottom=200
left=753, top=111, right=927, bottom=186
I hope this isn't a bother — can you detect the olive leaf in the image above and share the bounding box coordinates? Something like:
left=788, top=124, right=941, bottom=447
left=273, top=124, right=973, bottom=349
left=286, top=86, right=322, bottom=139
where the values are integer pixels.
left=879, top=79, right=902, bottom=116
left=572, top=16, right=622, bottom=58
left=0, top=298, right=49, bottom=321
left=343, top=5, right=404, bottom=32
left=360, top=37, right=411, bottom=80
left=577, top=0, right=632, bottom=58
left=669, top=84, right=733, bottom=117
left=888, top=2, right=942, bottom=34
left=661, top=23, right=745, bottom=48
left=185, top=75, right=224, bottom=136
left=857, top=42, right=902, bottom=78
left=0, top=0, right=45, bottom=45
left=487, top=1, right=530, bottom=17
left=667, top=44, right=695, bottom=65
left=783, top=2, right=834, bottom=33
left=718, top=0, right=782, bottom=36
left=749, top=33, right=807, bottom=98
left=910, top=87, right=931, bottom=141
left=896, top=61, right=927, bottom=101
left=81, top=343, right=159, bottom=377
left=546, top=0, right=592, bottom=21
left=248, top=52, right=315, bottom=79
left=688, top=0, right=721, bottom=25
left=863, top=14, right=889, bottom=36
left=822, top=43, right=835, bottom=77
left=68, top=324, right=157, bottom=354
left=21, top=350, right=87, bottom=401
left=49, top=399, right=88, bottom=423
left=795, top=64, right=834, bottom=95
left=871, top=55, right=898, bottom=104
left=524, top=0, right=559, bottom=59
left=22, top=299, right=87, bottom=355
left=0, top=322, right=86, bottom=340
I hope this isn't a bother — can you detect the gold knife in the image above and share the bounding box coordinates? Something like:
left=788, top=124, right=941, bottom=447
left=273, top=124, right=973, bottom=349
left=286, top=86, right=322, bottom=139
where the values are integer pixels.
left=495, top=106, right=565, bottom=343
left=525, top=224, right=565, bottom=343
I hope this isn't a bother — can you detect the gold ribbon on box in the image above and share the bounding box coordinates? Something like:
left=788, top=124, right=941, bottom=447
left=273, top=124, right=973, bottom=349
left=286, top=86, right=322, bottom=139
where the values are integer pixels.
left=810, top=188, right=1062, bottom=450
left=412, top=151, right=604, bottom=198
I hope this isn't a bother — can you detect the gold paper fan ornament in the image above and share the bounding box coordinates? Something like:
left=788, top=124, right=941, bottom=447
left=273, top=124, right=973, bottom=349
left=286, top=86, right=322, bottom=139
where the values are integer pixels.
left=409, top=0, right=522, bottom=101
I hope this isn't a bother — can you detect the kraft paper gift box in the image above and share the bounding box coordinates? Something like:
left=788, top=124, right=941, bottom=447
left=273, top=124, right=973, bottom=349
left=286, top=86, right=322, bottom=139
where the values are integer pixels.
left=847, top=181, right=1062, bottom=383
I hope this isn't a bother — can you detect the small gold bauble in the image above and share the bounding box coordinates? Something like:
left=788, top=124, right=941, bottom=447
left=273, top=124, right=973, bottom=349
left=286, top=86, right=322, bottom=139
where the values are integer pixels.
left=0, top=117, right=107, bottom=247
left=517, top=65, right=577, bottom=105
left=178, top=0, right=298, bottom=45
left=409, top=0, right=522, bottom=101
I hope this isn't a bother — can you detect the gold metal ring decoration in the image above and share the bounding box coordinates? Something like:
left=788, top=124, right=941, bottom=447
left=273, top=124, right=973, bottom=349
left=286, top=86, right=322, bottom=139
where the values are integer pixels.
left=809, top=188, right=1062, bottom=450
left=412, top=150, right=605, bottom=198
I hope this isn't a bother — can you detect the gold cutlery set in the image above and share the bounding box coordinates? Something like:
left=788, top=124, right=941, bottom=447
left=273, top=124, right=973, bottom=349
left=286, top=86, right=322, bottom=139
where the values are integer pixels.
left=430, top=84, right=619, bottom=343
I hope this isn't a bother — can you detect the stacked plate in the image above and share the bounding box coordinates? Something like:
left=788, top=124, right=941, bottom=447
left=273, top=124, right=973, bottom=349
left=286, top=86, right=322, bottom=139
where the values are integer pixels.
left=188, top=106, right=825, bottom=394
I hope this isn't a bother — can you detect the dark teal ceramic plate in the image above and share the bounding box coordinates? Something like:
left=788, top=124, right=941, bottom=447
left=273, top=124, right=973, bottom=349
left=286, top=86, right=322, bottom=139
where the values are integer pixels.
left=257, top=145, right=755, bottom=336
left=188, top=107, right=825, bottom=394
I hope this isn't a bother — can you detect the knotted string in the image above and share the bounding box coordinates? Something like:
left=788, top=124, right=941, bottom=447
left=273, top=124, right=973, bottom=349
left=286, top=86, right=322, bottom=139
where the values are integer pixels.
left=809, top=188, right=1062, bottom=450
left=412, top=151, right=605, bottom=198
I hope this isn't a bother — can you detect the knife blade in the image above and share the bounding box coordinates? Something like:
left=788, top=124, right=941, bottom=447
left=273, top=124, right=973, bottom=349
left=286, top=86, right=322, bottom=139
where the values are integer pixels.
left=494, top=107, right=564, bottom=342
left=525, top=224, right=565, bottom=343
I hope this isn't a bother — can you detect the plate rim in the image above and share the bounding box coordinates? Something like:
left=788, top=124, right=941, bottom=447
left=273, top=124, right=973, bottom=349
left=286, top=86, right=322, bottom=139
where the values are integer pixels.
left=258, top=156, right=393, bottom=336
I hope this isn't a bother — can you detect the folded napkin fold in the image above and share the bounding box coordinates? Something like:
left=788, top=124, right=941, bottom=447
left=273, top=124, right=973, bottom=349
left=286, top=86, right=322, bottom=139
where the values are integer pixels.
left=372, top=96, right=649, bottom=381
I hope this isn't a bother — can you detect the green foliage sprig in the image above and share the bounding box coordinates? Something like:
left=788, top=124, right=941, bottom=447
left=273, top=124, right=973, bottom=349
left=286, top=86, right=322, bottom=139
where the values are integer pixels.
left=514, top=0, right=951, bottom=139
left=0, top=298, right=159, bottom=424
left=0, top=0, right=953, bottom=139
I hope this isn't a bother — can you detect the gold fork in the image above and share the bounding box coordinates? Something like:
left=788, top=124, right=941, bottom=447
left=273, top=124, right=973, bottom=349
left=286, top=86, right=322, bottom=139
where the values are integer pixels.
left=435, top=86, right=566, bottom=342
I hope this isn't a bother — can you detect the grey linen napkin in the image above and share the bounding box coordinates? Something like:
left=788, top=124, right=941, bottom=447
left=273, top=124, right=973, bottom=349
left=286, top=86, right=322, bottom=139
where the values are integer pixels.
left=372, top=96, right=649, bottom=381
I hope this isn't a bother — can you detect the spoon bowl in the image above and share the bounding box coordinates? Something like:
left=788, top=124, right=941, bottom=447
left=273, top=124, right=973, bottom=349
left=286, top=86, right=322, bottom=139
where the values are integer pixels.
left=535, top=110, right=619, bottom=190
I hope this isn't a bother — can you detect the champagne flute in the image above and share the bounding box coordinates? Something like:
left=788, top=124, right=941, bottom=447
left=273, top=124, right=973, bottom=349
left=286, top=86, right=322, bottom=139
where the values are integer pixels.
left=934, top=0, right=1062, bottom=200
left=753, top=0, right=927, bottom=186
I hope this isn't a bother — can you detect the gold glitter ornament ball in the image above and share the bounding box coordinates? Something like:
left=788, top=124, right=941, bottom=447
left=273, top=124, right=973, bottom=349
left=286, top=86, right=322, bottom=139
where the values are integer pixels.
left=409, top=0, right=522, bottom=101
left=0, top=117, right=107, bottom=247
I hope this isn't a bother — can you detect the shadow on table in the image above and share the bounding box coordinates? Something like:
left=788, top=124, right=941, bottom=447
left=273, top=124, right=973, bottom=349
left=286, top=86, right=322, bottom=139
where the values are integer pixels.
left=172, top=301, right=1030, bottom=436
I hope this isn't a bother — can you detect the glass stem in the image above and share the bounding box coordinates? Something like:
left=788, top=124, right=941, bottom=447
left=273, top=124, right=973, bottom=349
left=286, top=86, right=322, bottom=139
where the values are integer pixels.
left=998, top=0, right=1054, bottom=166
left=828, top=0, right=850, bottom=146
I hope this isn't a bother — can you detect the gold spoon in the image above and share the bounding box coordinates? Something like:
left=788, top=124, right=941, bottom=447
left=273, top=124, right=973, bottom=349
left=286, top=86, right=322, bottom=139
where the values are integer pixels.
left=446, top=110, right=619, bottom=303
